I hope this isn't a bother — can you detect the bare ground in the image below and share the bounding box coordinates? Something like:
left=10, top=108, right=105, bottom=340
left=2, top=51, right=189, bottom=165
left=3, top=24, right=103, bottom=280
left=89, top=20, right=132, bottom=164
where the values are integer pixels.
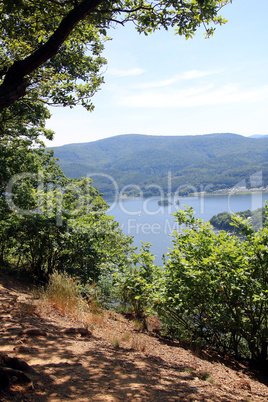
left=0, top=274, right=268, bottom=401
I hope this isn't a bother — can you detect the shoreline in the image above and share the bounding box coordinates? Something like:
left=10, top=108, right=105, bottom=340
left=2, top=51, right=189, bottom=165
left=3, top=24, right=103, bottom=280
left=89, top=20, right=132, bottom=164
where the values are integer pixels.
left=200, top=190, right=268, bottom=197
left=109, top=189, right=268, bottom=200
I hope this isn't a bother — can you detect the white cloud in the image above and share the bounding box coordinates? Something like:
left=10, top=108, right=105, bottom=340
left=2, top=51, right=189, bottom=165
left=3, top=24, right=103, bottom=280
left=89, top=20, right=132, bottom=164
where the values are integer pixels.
left=108, top=67, right=145, bottom=77
left=134, top=75, right=181, bottom=89
left=180, top=69, right=219, bottom=80
left=133, top=69, right=220, bottom=89
left=116, top=84, right=268, bottom=108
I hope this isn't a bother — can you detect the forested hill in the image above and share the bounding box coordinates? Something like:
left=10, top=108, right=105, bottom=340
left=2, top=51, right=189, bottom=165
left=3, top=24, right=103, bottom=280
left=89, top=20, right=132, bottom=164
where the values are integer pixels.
left=49, top=133, right=268, bottom=197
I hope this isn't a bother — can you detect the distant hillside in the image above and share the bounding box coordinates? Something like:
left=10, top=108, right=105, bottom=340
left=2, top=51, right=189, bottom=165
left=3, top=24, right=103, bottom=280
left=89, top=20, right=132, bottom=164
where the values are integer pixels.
left=249, top=134, right=268, bottom=139
left=49, top=133, right=268, bottom=197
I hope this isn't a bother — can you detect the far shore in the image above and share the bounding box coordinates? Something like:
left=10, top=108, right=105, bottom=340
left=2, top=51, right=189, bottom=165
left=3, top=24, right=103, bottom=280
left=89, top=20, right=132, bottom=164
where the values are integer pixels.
left=195, top=189, right=268, bottom=197
left=104, top=188, right=268, bottom=203
left=113, top=189, right=268, bottom=200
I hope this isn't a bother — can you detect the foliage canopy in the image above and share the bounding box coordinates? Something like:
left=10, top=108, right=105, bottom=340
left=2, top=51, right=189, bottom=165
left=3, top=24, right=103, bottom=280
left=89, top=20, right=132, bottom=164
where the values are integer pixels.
left=109, top=207, right=268, bottom=366
left=0, top=0, right=231, bottom=111
left=156, top=208, right=268, bottom=363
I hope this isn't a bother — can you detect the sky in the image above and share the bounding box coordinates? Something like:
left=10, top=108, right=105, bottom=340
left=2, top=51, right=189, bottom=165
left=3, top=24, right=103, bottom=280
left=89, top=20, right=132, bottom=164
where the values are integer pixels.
left=45, top=0, right=268, bottom=147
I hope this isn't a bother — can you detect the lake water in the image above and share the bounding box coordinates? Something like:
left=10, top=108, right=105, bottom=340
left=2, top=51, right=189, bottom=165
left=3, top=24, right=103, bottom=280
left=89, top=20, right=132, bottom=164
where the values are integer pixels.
left=106, top=192, right=268, bottom=265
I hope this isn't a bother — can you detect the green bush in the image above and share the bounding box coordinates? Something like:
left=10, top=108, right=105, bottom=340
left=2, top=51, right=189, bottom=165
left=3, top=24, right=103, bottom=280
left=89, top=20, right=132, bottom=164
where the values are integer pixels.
left=157, top=207, right=268, bottom=364
left=1, top=176, right=134, bottom=285
left=112, top=243, right=162, bottom=322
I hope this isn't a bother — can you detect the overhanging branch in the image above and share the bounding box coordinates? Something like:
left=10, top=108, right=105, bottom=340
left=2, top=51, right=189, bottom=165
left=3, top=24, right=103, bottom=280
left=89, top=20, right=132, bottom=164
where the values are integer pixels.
left=0, top=0, right=102, bottom=109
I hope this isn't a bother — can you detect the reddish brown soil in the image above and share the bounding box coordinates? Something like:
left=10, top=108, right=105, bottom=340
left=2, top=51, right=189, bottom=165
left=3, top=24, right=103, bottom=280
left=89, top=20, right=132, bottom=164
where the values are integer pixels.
left=0, top=274, right=268, bottom=401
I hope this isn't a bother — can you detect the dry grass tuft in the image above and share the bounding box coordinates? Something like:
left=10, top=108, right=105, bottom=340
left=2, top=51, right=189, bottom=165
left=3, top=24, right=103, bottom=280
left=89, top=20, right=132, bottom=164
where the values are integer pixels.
left=89, top=310, right=105, bottom=327
left=40, top=271, right=89, bottom=319
left=130, top=334, right=147, bottom=352
left=39, top=271, right=109, bottom=331
left=121, top=332, right=131, bottom=342
left=112, top=337, right=120, bottom=349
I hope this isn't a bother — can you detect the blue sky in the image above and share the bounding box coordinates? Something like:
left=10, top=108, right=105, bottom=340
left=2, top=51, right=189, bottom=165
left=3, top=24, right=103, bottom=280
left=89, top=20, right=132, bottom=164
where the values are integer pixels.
left=45, top=0, right=268, bottom=147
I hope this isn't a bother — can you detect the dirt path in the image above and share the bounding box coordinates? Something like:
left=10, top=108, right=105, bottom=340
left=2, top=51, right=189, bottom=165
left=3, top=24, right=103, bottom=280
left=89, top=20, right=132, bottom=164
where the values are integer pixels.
left=0, top=275, right=268, bottom=401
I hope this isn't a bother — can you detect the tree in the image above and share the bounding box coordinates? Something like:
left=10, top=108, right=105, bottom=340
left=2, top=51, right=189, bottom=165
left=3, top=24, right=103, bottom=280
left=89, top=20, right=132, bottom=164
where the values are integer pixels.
left=210, top=208, right=267, bottom=232
left=112, top=242, right=162, bottom=320
left=0, top=1, right=140, bottom=283
left=1, top=166, right=136, bottom=282
left=0, top=95, right=135, bottom=283
left=156, top=207, right=268, bottom=364
left=0, top=113, right=63, bottom=220
left=0, top=0, right=231, bottom=112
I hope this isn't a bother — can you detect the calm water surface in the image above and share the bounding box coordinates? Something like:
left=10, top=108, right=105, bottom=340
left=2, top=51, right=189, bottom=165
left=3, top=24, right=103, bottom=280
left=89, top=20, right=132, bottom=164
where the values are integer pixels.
left=106, top=192, right=268, bottom=265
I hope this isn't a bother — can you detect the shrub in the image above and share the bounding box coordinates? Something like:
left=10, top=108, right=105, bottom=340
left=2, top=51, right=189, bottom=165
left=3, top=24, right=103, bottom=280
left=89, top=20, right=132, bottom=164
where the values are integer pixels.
left=157, top=207, right=268, bottom=364
left=112, top=243, right=162, bottom=323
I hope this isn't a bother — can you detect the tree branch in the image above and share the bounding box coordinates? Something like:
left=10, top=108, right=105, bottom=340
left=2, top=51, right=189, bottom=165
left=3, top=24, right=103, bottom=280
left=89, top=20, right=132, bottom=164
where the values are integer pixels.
left=0, top=0, right=102, bottom=109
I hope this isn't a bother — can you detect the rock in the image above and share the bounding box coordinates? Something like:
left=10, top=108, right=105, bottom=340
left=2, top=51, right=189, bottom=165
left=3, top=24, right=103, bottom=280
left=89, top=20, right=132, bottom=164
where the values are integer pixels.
left=0, top=354, right=33, bottom=373
left=0, top=367, right=33, bottom=389
left=62, top=327, right=91, bottom=337
left=5, top=325, right=22, bottom=334
left=13, top=345, right=31, bottom=353
left=3, top=367, right=33, bottom=388
left=0, top=352, right=8, bottom=362
left=145, top=316, right=163, bottom=335
left=0, top=367, right=10, bottom=388
left=20, top=328, right=47, bottom=337
left=18, top=337, right=27, bottom=344
left=237, top=379, right=251, bottom=391
left=0, top=352, right=34, bottom=389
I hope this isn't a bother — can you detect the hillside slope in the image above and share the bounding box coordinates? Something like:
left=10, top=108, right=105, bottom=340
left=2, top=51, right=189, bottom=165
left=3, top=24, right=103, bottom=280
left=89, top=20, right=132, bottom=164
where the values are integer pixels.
left=1, top=274, right=268, bottom=401
left=49, top=133, right=268, bottom=196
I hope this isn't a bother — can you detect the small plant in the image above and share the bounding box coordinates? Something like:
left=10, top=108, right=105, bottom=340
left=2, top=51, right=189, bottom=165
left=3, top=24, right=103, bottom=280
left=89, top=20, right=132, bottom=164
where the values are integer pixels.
left=197, top=371, right=210, bottom=381
left=121, top=332, right=131, bottom=342
left=208, top=377, right=215, bottom=384
left=184, top=367, right=195, bottom=375
left=113, top=243, right=161, bottom=324
left=90, top=310, right=104, bottom=327
left=133, top=318, right=144, bottom=332
left=89, top=297, right=102, bottom=315
left=112, top=337, right=120, bottom=349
